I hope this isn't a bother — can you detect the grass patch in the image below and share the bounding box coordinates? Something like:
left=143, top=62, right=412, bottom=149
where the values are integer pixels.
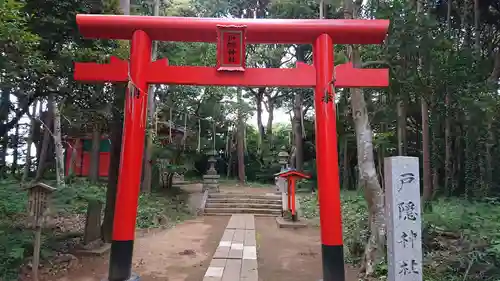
left=0, top=178, right=192, bottom=281
left=299, top=191, right=500, bottom=281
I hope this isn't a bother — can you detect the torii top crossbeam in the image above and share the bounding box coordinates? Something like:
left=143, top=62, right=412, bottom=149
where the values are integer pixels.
left=76, top=15, right=389, bottom=44
left=74, top=15, right=390, bottom=88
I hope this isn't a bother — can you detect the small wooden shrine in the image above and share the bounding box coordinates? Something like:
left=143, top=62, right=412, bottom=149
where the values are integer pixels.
left=64, top=120, right=189, bottom=178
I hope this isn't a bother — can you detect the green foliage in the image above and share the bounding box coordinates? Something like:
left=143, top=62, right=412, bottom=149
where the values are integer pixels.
left=0, top=178, right=192, bottom=280
left=136, top=190, right=192, bottom=228
left=300, top=191, right=500, bottom=281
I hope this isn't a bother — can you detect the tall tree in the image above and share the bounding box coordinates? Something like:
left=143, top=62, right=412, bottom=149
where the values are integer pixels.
left=343, top=0, right=386, bottom=276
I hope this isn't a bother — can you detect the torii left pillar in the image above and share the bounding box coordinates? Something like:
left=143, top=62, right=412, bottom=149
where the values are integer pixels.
left=108, top=30, right=151, bottom=281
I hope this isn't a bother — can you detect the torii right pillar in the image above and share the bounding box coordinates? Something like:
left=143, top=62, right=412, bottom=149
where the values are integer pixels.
left=313, top=34, right=389, bottom=281
left=314, top=33, right=342, bottom=281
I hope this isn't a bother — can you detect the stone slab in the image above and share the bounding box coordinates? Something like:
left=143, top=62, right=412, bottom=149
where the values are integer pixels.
left=226, top=215, right=246, bottom=229
left=205, top=214, right=259, bottom=281
left=245, top=215, right=255, bottom=230
left=233, top=229, right=245, bottom=243
left=244, top=230, right=256, bottom=246
left=84, top=200, right=103, bottom=244
left=205, top=267, right=224, bottom=278
left=203, top=277, right=222, bottom=281
left=241, top=259, right=258, bottom=281
left=221, top=259, right=242, bottom=281
left=218, top=241, right=231, bottom=247
left=228, top=248, right=243, bottom=259
left=213, top=246, right=230, bottom=259
left=243, top=246, right=257, bottom=260
left=276, top=216, right=307, bottom=229
left=221, top=229, right=235, bottom=241
left=209, top=258, right=227, bottom=268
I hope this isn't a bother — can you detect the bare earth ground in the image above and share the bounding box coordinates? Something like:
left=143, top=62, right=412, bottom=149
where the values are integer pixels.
left=256, top=217, right=358, bottom=281
left=39, top=184, right=356, bottom=281
left=44, top=216, right=228, bottom=281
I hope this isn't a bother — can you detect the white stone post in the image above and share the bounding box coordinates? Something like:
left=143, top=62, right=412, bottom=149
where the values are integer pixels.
left=278, top=176, right=288, bottom=212
left=277, top=149, right=289, bottom=213
left=384, top=156, right=423, bottom=281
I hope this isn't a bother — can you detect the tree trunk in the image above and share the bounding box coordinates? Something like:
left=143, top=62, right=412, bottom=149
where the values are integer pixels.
left=255, top=88, right=265, bottom=148
left=227, top=134, right=234, bottom=178
left=23, top=100, right=38, bottom=184
left=444, top=0, right=452, bottom=194
left=397, top=100, right=407, bottom=155
left=342, top=137, right=349, bottom=189
left=292, top=93, right=304, bottom=171
left=292, top=46, right=306, bottom=171
left=89, top=125, right=101, bottom=183
left=350, top=86, right=386, bottom=278
left=12, top=123, right=20, bottom=175
left=0, top=88, right=10, bottom=178
left=35, top=102, right=43, bottom=165
left=489, top=50, right=500, bottom=82
left=421, top=97, right=432, bottom=207
left=102, top=0, right=130, bottom=241
left=344, top=0, right=386, bottom=276
left=102, top=84, right=125, bottom=242
left=473, top=0, right=480, bottom=55
left=67, top=140, right=79, bottom=178
left=35, top=98, right=54, bottom=181
left=142, top=0, right=160, bottom=193
left=485, top=121, right=494, bottom=191
left=444, top=94, right=451, bottom=194
left=52, top=98, right=65, bottom=188
left=236, top=87, right=245, bottom=184
left=265, top=99, right=274, bottom=136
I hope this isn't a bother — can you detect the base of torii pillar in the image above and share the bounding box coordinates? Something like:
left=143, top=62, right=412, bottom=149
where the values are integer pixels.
left=103, top=273, right=140, bottom=281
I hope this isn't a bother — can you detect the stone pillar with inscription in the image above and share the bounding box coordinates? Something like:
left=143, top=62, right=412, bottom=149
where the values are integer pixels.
left=277, top=149, right=289, bottom=214
left=385, top=156, right=423, bottom=281
left=203, top=150, right=220, bottom=193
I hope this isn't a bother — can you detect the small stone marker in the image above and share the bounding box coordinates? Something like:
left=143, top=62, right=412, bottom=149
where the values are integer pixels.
left=83, top=200, right=103, bottom=245
left=384, top=156, right=423, bottom=281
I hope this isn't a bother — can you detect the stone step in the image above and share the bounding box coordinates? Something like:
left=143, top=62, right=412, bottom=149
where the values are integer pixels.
left=203, top=212, right=278, bottom=217
left=207, top=198, right=282, bottom=204
left=204, top=207, right=281, bottom=215
left=208, top=193, right=281, bottom=200
left=206, top=202, right=282, bottom=209
left=172, top=181, right=189, bottom=185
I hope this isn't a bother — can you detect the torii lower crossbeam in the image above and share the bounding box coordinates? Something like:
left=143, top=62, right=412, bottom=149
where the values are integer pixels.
left=75, top=58, right=388, bottom=88
left=73, top=15, right=390, bottom=281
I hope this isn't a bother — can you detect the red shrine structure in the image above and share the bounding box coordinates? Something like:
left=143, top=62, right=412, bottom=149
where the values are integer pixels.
left=275, top=169, right=310, bottom=221
left=74, top=14, right=390, bottom=281
left=64, top=135, right=111, bottom=177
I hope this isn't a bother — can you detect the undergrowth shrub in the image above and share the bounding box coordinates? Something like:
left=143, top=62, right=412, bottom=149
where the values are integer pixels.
left=299, top=191, right=500, bottom=281
left=0, top=178, right=192, bottom=280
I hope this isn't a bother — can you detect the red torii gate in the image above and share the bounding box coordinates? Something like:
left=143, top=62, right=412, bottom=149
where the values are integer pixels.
left=74, top=14, right=390, bottom=281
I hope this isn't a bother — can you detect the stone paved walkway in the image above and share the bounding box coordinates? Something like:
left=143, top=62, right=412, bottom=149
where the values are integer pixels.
left=203, top=214, right=258, bottom=281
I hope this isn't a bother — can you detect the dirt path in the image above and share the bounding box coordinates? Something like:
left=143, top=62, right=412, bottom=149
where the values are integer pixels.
left=49, top=216, right=228, bottom=281
left=255, top=217, right=358, bottom=281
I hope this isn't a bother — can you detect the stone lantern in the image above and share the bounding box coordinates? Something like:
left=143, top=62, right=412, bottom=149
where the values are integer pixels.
left=278, top=148, right=289, bottom=170
left=203, top=150, right=220, bottom=192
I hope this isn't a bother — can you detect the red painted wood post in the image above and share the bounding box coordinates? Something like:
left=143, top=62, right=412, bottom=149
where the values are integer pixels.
left=290, top=177, right=297, bottom=221
left=108, top=30, right=152, bottom=281
left=313, top=34, right=344, bottom=281
left=287, top=178, right=291, bottom=214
